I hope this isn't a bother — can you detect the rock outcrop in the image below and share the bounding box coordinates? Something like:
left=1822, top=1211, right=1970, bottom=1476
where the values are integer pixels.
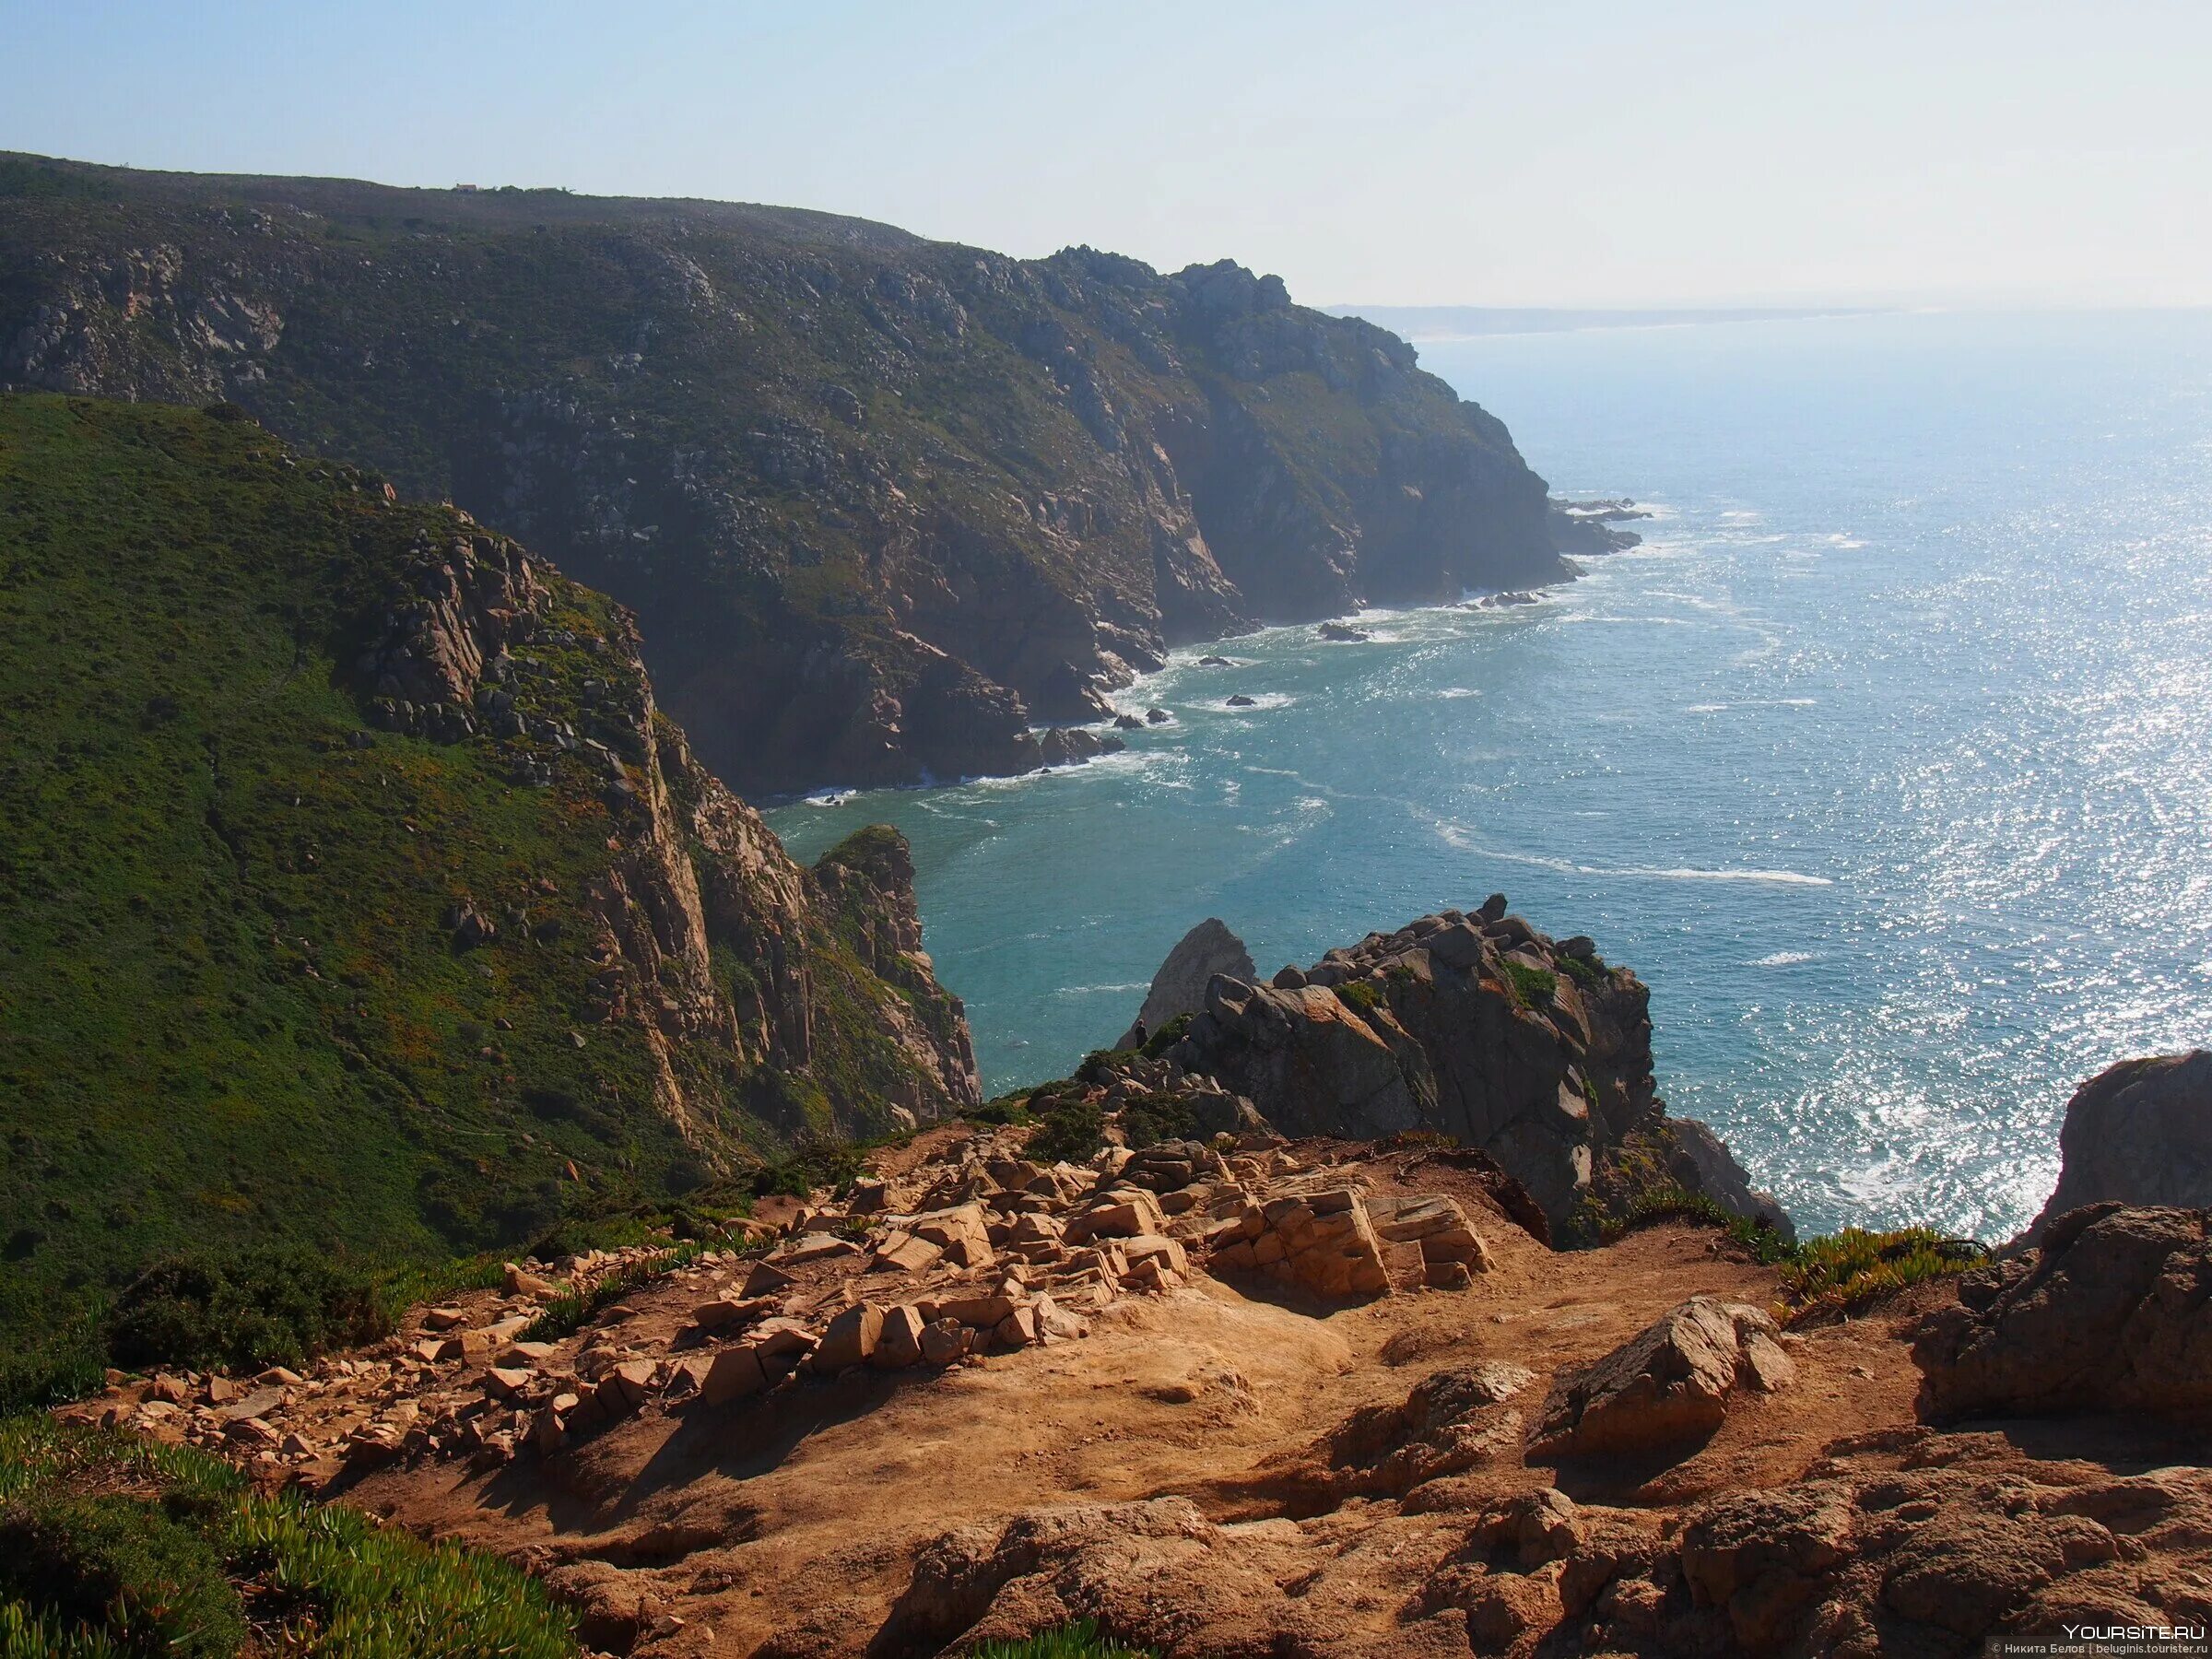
left=880, top=1439, right=2212, bottom=1659
left=1157, top=898, right=1783, bottom=1231
left=1914, top=1203, right=2212, bottom=1420
left=1545, top=497, right=1649, bottom=556
left=1530, top=1296, right=1796, bottom=1458
left=2030, top=1051, right=2212, bottom=1236
left=1117, top=919, right=1254, bottom=1050
left=0, top=153, right=1575, bottom=795
left=342, top=471, right=981, bottom=1140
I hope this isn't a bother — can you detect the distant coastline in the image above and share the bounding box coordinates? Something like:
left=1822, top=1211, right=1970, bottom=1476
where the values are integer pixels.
left=1328, top=303, right=1889, bottom=341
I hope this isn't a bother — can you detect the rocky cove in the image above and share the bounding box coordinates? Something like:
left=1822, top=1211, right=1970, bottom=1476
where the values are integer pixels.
left=2, top=157, right=2210, bottom=1659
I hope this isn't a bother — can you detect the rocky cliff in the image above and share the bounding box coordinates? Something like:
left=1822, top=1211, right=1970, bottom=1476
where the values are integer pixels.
left=0, top=152, right=1569, bottom=795
left=2028, top=1050, right=2211, bottom=1237
left=1138, top=898, right=1785, bottom=1234
left=0, top=394, right=974, bottom=1339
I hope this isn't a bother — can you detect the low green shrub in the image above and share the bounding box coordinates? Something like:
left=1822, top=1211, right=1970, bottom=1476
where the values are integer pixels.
left=104, top=1248, right=388, bottom=1377
left=0, top=1496, right=242, bottom=1659
left=1074, top=1047, right=1138, bottom=1086
left=1778, top=1229, right=1985, bottom=1324
left=749, top=1136, right=865, bottom=1201
left=1028, top=1098, right=1106, bottom=1164
left=1118, top=1091, right=1206, bottom=1150
left=0, top=1297, right=106, bottom=1418
left=968, top=1093, right=1036, bottom=1127
left=1600, top=1194, right=1983, bottom=1321
left=1500, top=961, right=1558, bottom=1010
left=521, top=1239, right=714, bottom=1343
left=1138, top=1013, right=1192, bottom=1057
left=0, top=1417, right=579, bottom=1656
left=1612, top=1186, right=1797, bottom=1265
left=1559, top=954, right=1608, bottom=992
left=1336, top=980, right=1383, bottom=1014
left=971, top=1620, right=1155, bottom=1659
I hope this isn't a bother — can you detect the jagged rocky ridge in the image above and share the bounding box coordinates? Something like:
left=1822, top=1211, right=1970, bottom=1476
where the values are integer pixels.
left=0, top=152, right=1574, bottom=794
left=0, top=394, right=973, bottom=1321
left=1121, top=902, right=1787, bottom=1234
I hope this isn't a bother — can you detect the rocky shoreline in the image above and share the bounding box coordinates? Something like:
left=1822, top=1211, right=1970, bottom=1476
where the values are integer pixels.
left=777, top=524, right=1650, bottom=802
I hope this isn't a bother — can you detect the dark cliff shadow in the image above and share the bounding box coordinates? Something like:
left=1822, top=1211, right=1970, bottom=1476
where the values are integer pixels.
left=1924, top=1413, right=2212, bottom=1477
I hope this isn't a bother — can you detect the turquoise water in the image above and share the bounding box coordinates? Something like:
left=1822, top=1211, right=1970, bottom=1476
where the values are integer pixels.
left=769, top=312, right=2212, bottom=1238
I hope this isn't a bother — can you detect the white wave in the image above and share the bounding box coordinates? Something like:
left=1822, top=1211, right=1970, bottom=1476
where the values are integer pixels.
left=1429, top=821, right=1833, bottom=886
left=1751, top=950, right=1817, bottom=966
left=1207, top=692, right=1295, bottom=712
left=1053, top=982, right=1149, bottom=997
left=1719, top=510, right=1764, bottom=524
left=1632, top=865, right=1832, bottom=887
left=1436, top=687, right=1484, bottom=700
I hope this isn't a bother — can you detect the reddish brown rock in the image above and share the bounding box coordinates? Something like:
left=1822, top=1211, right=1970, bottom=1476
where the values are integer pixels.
left=1916, top=1204, right=2212, bottom=1419
left=875, top=1305, right=927, bottom=1369
left=817, top=1302, right=886, bottom=1372
left=1531, top=1296, right=1794, bottom=1458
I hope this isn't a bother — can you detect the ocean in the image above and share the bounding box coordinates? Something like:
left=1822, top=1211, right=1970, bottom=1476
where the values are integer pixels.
left=767, top=310, right=2212, bottom=1239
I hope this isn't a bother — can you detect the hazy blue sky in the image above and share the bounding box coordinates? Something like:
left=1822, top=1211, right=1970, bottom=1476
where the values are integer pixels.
left=7, top=0, right=2207, bottom=308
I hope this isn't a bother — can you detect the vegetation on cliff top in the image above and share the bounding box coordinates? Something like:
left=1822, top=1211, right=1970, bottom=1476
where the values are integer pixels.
left=0, top=394, right=962, bottom=1398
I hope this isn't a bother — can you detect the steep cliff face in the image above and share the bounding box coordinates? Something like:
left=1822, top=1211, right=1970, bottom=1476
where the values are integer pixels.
left=0, top=154, right=1568, bottom=794
left=0, top=394, right=974, bottom=1319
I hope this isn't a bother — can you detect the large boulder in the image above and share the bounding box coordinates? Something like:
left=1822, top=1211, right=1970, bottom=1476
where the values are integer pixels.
left=1117, top=918, right=1254, bottom=1049
left=1915, top=1203, right=2212, bottom=1420
left=1530, top=1296, right=1796, bottom=1459
left=2030, top=1051, right=2212, bottom=1237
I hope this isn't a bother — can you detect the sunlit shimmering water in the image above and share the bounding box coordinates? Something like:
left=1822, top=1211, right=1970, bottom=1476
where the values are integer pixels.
left=769, top=311, right=2212, bottom=1239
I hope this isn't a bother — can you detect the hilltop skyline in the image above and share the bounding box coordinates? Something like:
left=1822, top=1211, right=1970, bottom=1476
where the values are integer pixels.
left=6, top=0, right=2210, bottom=311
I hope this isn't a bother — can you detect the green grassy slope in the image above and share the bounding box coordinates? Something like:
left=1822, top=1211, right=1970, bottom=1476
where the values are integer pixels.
left=0, top=394, right=971, bottom=1387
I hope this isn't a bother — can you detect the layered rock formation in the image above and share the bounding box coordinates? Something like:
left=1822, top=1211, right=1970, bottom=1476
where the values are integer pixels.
left=0, top=152, right=1570, bottom=794
left=1143, top=897, right=1785, bottom=1231
left=2030, top=1049, right=2212, bottom=1235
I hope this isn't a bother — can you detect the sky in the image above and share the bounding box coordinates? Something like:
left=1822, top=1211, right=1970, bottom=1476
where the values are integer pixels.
left=6, top=0, right=2209, bottom=310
